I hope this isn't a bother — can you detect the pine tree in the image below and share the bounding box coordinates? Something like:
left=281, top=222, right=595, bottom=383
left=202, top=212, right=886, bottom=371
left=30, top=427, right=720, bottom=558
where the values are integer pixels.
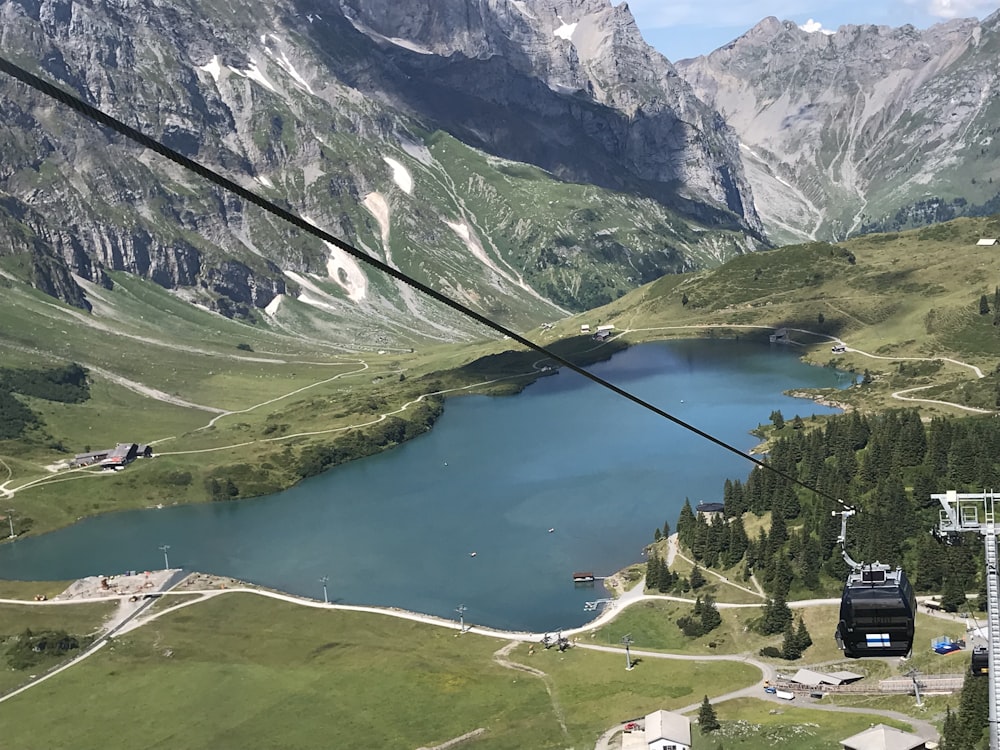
left=941, top=574, right=967, bottom=613
left=793, top=618, right=813, bottom=656
left=677, top=499, right=696, bottom=546
left=780, top=621, right=802, bottom=660
left=698, top=696, right=720, bottom=733
left=980, top=294, right=991, bottom=315
left=646, top=554, right=660, bottom=590
left=941, top=706, right=960, bottom=750
left=690, top=564, right=706, bottom=590
left=700, top=594, right=722, bottom=633
left=956, top=669, right=989, bottom=748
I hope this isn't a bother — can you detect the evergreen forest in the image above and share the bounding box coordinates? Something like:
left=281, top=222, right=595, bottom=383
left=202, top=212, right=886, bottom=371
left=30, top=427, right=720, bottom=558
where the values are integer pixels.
left=664, top=409, right=998, bottom=608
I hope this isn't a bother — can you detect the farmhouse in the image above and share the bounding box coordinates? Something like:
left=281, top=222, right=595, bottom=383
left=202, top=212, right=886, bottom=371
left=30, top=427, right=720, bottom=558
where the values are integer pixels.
left=73, top=443, right=153, bottom=469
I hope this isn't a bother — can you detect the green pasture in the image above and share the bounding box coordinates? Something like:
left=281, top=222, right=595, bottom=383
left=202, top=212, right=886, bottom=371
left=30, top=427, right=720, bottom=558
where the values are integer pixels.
left=0, top=593, right=757, bottom=749
left=0, top=580, right=74, bottom=600
left=691, top=697, right=914, bottom=750
left=0, top=600, right=114, bottom=693
left=592, top=598, right=774, bottom=656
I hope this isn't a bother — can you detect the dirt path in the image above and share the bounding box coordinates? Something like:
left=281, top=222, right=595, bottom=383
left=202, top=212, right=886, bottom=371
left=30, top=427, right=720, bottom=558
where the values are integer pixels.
left=492, top=640, right=569, bottom=739
left=624, top=324, right=989, bottom=413
left=668, top=535, right=764, bottom=600
left=416, top=728, right=487, bottom=750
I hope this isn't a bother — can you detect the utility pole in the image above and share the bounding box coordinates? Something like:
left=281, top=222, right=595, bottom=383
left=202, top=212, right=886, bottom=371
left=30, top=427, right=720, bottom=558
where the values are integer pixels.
left=159, top=544, right=170, bottom=570
left=456, top=604, right=467, bottom=633
left=5, top=509, right=14, bottom=539
left=622, top=634, right=634, bottom=671
left=320, top=575, right=329, bottom=604
left=906, top=669, right=923, bottom=707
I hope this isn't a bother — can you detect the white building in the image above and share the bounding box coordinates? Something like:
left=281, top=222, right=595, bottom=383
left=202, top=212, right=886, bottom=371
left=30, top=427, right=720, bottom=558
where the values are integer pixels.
left=622, top=710, right=691, bottom=750
left=840, top=723, right=927, bottom=750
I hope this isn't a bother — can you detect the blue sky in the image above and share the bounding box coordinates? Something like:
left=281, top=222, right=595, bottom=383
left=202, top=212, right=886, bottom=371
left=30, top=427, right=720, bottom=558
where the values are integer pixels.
left=623, top=0, right=1000, bottom=61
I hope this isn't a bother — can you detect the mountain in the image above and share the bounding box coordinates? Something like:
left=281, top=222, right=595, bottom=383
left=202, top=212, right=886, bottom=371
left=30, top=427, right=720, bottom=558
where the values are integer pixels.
left=676, top=13, right=1000, bottom=245
left=0, top=0, right=763, bottom=347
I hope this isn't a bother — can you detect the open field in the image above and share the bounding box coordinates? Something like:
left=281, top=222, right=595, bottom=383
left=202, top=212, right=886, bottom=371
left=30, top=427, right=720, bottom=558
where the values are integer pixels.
left=690, top=697, right=914, bottom=750
left=0, top=579, right=74, bottom=600
left=0, top=592, right=759, bottom=750
left=592, top=599, right=771, bottom=656
left=0, top=600, right=114, bottom=693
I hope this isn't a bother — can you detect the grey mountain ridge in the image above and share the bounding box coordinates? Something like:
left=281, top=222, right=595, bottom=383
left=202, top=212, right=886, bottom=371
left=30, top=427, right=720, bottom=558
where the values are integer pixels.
left=1, top=1, right=997, bottom=345
left=676, top=11, right=1000, bottom=245
left=0, top=0, right=761, bottom=344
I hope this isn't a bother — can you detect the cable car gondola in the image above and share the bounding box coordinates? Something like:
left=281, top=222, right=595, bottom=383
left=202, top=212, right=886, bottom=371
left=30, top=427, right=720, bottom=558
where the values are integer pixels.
left=971, top=645, right=989, bottom=676
left=835, top=562, right=916, bottom=658
left=833, top=510, right=917, bottom=659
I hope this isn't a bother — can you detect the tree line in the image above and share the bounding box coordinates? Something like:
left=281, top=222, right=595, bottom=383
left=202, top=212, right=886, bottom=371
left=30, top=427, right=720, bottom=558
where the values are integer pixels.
left=674, top=408, right=999, bottom=606
left=0, top=363, right=89, bottom=439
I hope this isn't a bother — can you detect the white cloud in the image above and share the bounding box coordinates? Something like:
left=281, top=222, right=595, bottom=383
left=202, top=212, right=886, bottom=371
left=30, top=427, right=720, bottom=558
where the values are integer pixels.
left=799, top=18, right=835, bottom=34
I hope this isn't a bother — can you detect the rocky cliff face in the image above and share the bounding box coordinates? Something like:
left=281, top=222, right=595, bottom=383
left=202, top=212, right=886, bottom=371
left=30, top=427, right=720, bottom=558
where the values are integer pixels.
left=0, top=0, right=764, bottom=342
left=338, top=0, right=763, bottom=235
left=677, top=13, right=1000, bottom=244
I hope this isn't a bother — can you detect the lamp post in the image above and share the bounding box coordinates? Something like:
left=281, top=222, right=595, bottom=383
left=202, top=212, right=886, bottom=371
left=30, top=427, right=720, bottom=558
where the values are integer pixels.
left=622, top=634, right=634, bottom=671
left=5, top=509, right=14, bottom=539
left=456, top=604, right=467, bottom=633
left=320, top=575, right=329, bottom=604
left=159, top=544, right=171, bottom=570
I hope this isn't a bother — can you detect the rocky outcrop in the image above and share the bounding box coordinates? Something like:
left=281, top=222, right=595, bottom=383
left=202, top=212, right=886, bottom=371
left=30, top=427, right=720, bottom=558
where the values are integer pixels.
left=338, top=0, right=763, bottom=235
left=677, top=12, right=1000, bottom=244
left=0, top=0, right=765, bottom=335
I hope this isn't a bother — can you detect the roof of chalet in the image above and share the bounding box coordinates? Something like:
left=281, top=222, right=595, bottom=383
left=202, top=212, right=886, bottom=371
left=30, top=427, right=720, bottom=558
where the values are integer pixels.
left=840, top=723, right=925, bottom=750
left=696, top=502, right=726, bottom=513
left=645, top=709, right=691, bottom=746
left=789, top=668, right=863, bottom=686
left=977, top=238, right=998, bottom=245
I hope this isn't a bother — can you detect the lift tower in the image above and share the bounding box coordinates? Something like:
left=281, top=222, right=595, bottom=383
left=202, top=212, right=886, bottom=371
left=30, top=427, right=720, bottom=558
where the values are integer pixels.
left=934, top=490, right=1000, bottom=750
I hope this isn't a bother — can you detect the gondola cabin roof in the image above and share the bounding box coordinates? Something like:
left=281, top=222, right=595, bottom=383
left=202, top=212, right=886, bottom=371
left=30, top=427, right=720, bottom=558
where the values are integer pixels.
left=844, top=563, right=907, bottom=588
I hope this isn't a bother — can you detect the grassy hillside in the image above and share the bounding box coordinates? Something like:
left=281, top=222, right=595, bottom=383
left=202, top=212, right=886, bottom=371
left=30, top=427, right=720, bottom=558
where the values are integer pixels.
left=3, top=214, right=1000, bottom=539
left=585, top=216, right=1000, bottom=414
left=0, top=592, right=925, bottom=750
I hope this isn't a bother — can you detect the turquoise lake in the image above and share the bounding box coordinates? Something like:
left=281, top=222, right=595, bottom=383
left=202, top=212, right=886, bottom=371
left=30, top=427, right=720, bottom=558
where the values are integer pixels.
left=0, top=339, right=851, bottom=632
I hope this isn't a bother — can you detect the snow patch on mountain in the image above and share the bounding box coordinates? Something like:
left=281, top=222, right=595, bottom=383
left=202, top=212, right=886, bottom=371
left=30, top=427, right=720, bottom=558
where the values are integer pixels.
left=264, top=294, right=284, bottom=315
left=554, top=16, right=577, bottom=42
left=363, top=192, right=391, bottom=258
left=229, top=59, right=278, bottom=93
left=383, top=157, right=413, bottom=194
left=511, top=1, right=536, bottom=20
left=302, top=215, right=368, bottom=302
left=197, top=55, right=223, bottom=82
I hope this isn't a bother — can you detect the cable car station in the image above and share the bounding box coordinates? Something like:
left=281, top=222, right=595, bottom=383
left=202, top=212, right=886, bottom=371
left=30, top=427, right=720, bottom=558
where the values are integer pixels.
left=933, top=490, right=1000, bottom=750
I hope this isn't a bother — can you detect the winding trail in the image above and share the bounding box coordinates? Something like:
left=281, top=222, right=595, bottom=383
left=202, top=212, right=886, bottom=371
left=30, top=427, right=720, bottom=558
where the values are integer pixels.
left=622, top=323, right=989, bottom=413
left=493, top=640, right=569, bottom=738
